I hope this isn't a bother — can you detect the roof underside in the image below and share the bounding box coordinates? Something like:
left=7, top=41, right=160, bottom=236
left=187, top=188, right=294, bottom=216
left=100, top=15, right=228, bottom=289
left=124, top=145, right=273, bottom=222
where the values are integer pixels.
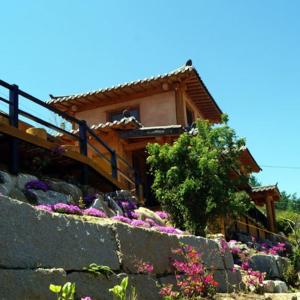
left=47, top=63, right=223, bottom=122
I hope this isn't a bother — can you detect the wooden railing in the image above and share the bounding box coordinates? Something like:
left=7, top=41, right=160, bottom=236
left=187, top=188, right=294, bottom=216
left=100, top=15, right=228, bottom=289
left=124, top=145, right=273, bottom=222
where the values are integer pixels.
left=0, top=79, right=140, bottom=193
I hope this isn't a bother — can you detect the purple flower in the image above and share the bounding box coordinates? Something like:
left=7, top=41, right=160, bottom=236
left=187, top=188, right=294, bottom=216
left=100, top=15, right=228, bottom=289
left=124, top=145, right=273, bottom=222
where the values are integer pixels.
left=145, top=218, right=157, bottom=227
left=112, top=215, right=132, bottom=224
left=155, top=211, right=169, bottom=220
left=153, top=226, right=181, bottom=235
left=83, top=194, right=97, bottom=206
left=53, top=203, right=82, bottom=215
left=81, top=297, right=92, bottom=300
left=131, top=219, right=150, bottom=228
left=35, top=204, right=53, bottom=213
left=130, top=212, right=139, bottom=219
left=25, top=180, right=49, bottom=192
left=83, top=208, right=107, bottom=218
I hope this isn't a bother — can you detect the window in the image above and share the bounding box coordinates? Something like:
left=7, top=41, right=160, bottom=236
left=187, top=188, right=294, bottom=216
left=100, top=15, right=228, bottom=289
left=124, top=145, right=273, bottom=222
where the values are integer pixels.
left=186, top=105, right=194, bottom=127
left=108, top=107, right=140, bottom=122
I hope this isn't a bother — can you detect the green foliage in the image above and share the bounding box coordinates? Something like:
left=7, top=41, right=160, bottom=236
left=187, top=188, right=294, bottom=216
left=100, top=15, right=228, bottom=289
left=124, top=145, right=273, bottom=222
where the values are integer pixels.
left=147, top=116, right=252, bottom=236
left=83, top=263, right=114, bottom=279
left=276, top=191, right=300, bottom=212
left=109, top=277, right=137, bottom=300
left=49, top=282, right=76, bottom=300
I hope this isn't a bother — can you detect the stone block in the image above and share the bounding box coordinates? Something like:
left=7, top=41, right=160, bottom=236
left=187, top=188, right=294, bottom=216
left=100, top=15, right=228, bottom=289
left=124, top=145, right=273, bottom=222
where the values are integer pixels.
left=273, top=280, right=288, bottom=293
left=0, top=171, right=16, bottom=196
left=114, top=222, right=178, bottom=274
left=179, top=235, right=225, bottom=270
left=16, top=173, right=38, bottom=190
left=0, top=268, right=66, bottom=300
left=249, top=254, right=281, bottom=279
left=67, top=272, right=123, bottom=300
left=213, top=270, right=243, bottom=293
left=0, top=196, right=120, bottom=270
left=25, top=189, right=72, bottom=205
left=46, top=180, right=82, bottom=204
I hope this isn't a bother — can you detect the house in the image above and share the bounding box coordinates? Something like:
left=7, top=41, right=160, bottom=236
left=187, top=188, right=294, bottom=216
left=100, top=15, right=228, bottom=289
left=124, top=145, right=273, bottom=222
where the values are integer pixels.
left=48, top=60, right=280, bottom=239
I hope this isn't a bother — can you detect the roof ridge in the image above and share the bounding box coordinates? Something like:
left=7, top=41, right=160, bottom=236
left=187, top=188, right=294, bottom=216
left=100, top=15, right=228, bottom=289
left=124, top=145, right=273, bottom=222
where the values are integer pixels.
left=47, top=63, right=194, bottom=104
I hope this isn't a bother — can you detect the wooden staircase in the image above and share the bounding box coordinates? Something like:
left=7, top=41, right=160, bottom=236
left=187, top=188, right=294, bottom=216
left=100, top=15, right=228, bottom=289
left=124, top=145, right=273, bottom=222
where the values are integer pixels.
left=0, top=80, right=140, bottom=195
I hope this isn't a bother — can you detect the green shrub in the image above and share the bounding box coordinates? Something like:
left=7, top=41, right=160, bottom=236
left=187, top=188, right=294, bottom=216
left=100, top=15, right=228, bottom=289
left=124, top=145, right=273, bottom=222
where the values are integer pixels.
left=147, top=116, right=252, bottom=236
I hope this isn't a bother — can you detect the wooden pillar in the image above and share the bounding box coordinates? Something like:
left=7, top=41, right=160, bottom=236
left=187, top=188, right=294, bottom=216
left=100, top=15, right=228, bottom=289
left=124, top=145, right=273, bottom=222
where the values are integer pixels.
left=174, top=84, right=186, bottom=126
left=266, top=195, right=275, bottom=232
left=271, top=200, right=277, bottom=232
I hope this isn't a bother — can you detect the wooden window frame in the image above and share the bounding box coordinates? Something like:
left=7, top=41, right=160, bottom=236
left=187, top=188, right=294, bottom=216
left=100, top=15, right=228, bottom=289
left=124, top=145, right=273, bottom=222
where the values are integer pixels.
left=106, top=105, right=140, bottom=122
left=185, top=103, right=195, bottom=127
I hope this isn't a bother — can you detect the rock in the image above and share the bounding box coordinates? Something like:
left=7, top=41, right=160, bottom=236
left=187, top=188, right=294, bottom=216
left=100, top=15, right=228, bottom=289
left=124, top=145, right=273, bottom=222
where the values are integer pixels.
left=249, top=254, right=282, bottom=279
left=213, top=270, right=243, bottom=292
left=0, top=171, right=16, bottom=196
left=16, top=173, right=38, bottom=190
left=275, top=256, right=289, bottom=278
left=0, top=195, right=120, bottom=270
left=128, top=274, right=161, bottom=300
left=114, top=222, right=178, bottom=274
left=0, top=268, right=66, bottom=300
left=9, top=187, right=28, bottom=203
left=67, top=272, right=123, bottom=300
left=264, top=293, right=300, bottom=300
left=25, top=189, right=72, bottom=205
left=262, top=280, right=276, bottom=293
left=91, top=196, right=116, bottom=217
left=178, top=235, right=225, bottom=270
left=46, top=180, right=82, bottom=203
left=113, top=222, right=226, bottom=274
left=106, top=195, right=123, bottom=215
left=273, top=280, right=288, bottom=293
left=135, top=207, right=165, bottom=226
left=212, top=235, right=235, bottom=270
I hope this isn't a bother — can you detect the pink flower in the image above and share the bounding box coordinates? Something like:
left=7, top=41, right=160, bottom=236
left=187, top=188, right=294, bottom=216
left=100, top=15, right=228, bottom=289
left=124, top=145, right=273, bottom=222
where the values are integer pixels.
left=83, top=208, right=107, bottom=218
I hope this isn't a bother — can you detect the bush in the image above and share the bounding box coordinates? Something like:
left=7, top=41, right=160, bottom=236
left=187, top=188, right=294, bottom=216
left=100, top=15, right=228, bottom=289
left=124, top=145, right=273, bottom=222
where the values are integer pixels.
left=147, top=116, right=252, bottom=236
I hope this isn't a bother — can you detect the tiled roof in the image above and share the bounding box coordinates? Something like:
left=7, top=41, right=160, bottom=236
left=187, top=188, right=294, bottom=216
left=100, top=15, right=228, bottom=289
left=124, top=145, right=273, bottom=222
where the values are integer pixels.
left=90, top=116, right=142, bottom=131
left=47, top=60, right=223, bottom=122
left=47, top=65, right=194, bottom=105
left=252, top=185, right=279, bottom=193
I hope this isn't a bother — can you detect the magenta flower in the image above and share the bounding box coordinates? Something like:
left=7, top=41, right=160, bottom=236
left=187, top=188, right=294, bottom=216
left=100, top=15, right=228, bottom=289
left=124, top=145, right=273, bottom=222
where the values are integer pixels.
left=81, top=297, right=92, bottom=300
left=153, top=226, right=181, bottom=235
left=144, top=218, right=157, bottom=227
left=131, top=219, right=150, bottom=228
left=112, top=215, right=132, bottom=224
left=53, top=203, right=82, bottom=215
left=83, top=208, right=107, bottom=218
left=155, top=211, right=169, bottom=220
left=35, top=204, right=53, bottom=213
left=137, top=261, right=154, bottom=274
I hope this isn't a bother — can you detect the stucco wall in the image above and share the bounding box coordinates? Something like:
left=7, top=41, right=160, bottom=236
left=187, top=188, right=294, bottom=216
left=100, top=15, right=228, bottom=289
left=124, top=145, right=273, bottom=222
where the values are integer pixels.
left=75, top=91, right=177, bottom=127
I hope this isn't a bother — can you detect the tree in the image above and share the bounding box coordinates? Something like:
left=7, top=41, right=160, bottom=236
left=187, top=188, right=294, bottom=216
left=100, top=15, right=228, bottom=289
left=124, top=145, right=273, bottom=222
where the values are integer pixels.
left=147, top=115, right=252, bottom=236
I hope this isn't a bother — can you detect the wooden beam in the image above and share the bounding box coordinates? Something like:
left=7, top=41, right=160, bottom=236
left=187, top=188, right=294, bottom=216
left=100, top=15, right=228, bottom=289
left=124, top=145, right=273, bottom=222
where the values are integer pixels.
left=124, top=140, right=152, bottom=151
left=175, top=85, right=186, bottom=126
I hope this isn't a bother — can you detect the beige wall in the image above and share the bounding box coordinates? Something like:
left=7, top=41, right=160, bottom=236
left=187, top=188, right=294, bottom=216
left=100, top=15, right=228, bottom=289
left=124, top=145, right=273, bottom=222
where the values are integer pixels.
left=75, top=91, right=177, bottom=127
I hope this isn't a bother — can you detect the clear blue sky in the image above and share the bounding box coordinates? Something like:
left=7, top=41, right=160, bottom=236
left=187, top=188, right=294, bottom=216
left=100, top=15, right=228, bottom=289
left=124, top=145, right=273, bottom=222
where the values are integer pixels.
left=1, top=1, right=300, bottom=195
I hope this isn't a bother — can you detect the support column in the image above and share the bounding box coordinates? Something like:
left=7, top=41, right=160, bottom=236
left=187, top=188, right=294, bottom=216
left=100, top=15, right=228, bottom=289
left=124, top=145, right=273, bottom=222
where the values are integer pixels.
left=266, top=195, right=275, bottom=232
left=174, top=84, right=186, bottom=126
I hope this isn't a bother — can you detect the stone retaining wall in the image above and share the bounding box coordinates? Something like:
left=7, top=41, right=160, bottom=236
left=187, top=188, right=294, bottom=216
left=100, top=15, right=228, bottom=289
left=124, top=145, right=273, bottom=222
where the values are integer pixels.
left=0, top=196, right=242, bottom=300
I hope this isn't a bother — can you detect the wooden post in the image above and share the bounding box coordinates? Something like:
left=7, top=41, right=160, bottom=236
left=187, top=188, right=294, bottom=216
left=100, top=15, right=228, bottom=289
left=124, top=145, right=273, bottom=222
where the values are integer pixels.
left=266, top=195, right=275, bottom=232
left=174, top=84, right=186, bottom=126
left=9, top=84, right=19, bottom=174
left=79, top=120, right=88, bottom=185
left=111, top=150, right=117, bottom=179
